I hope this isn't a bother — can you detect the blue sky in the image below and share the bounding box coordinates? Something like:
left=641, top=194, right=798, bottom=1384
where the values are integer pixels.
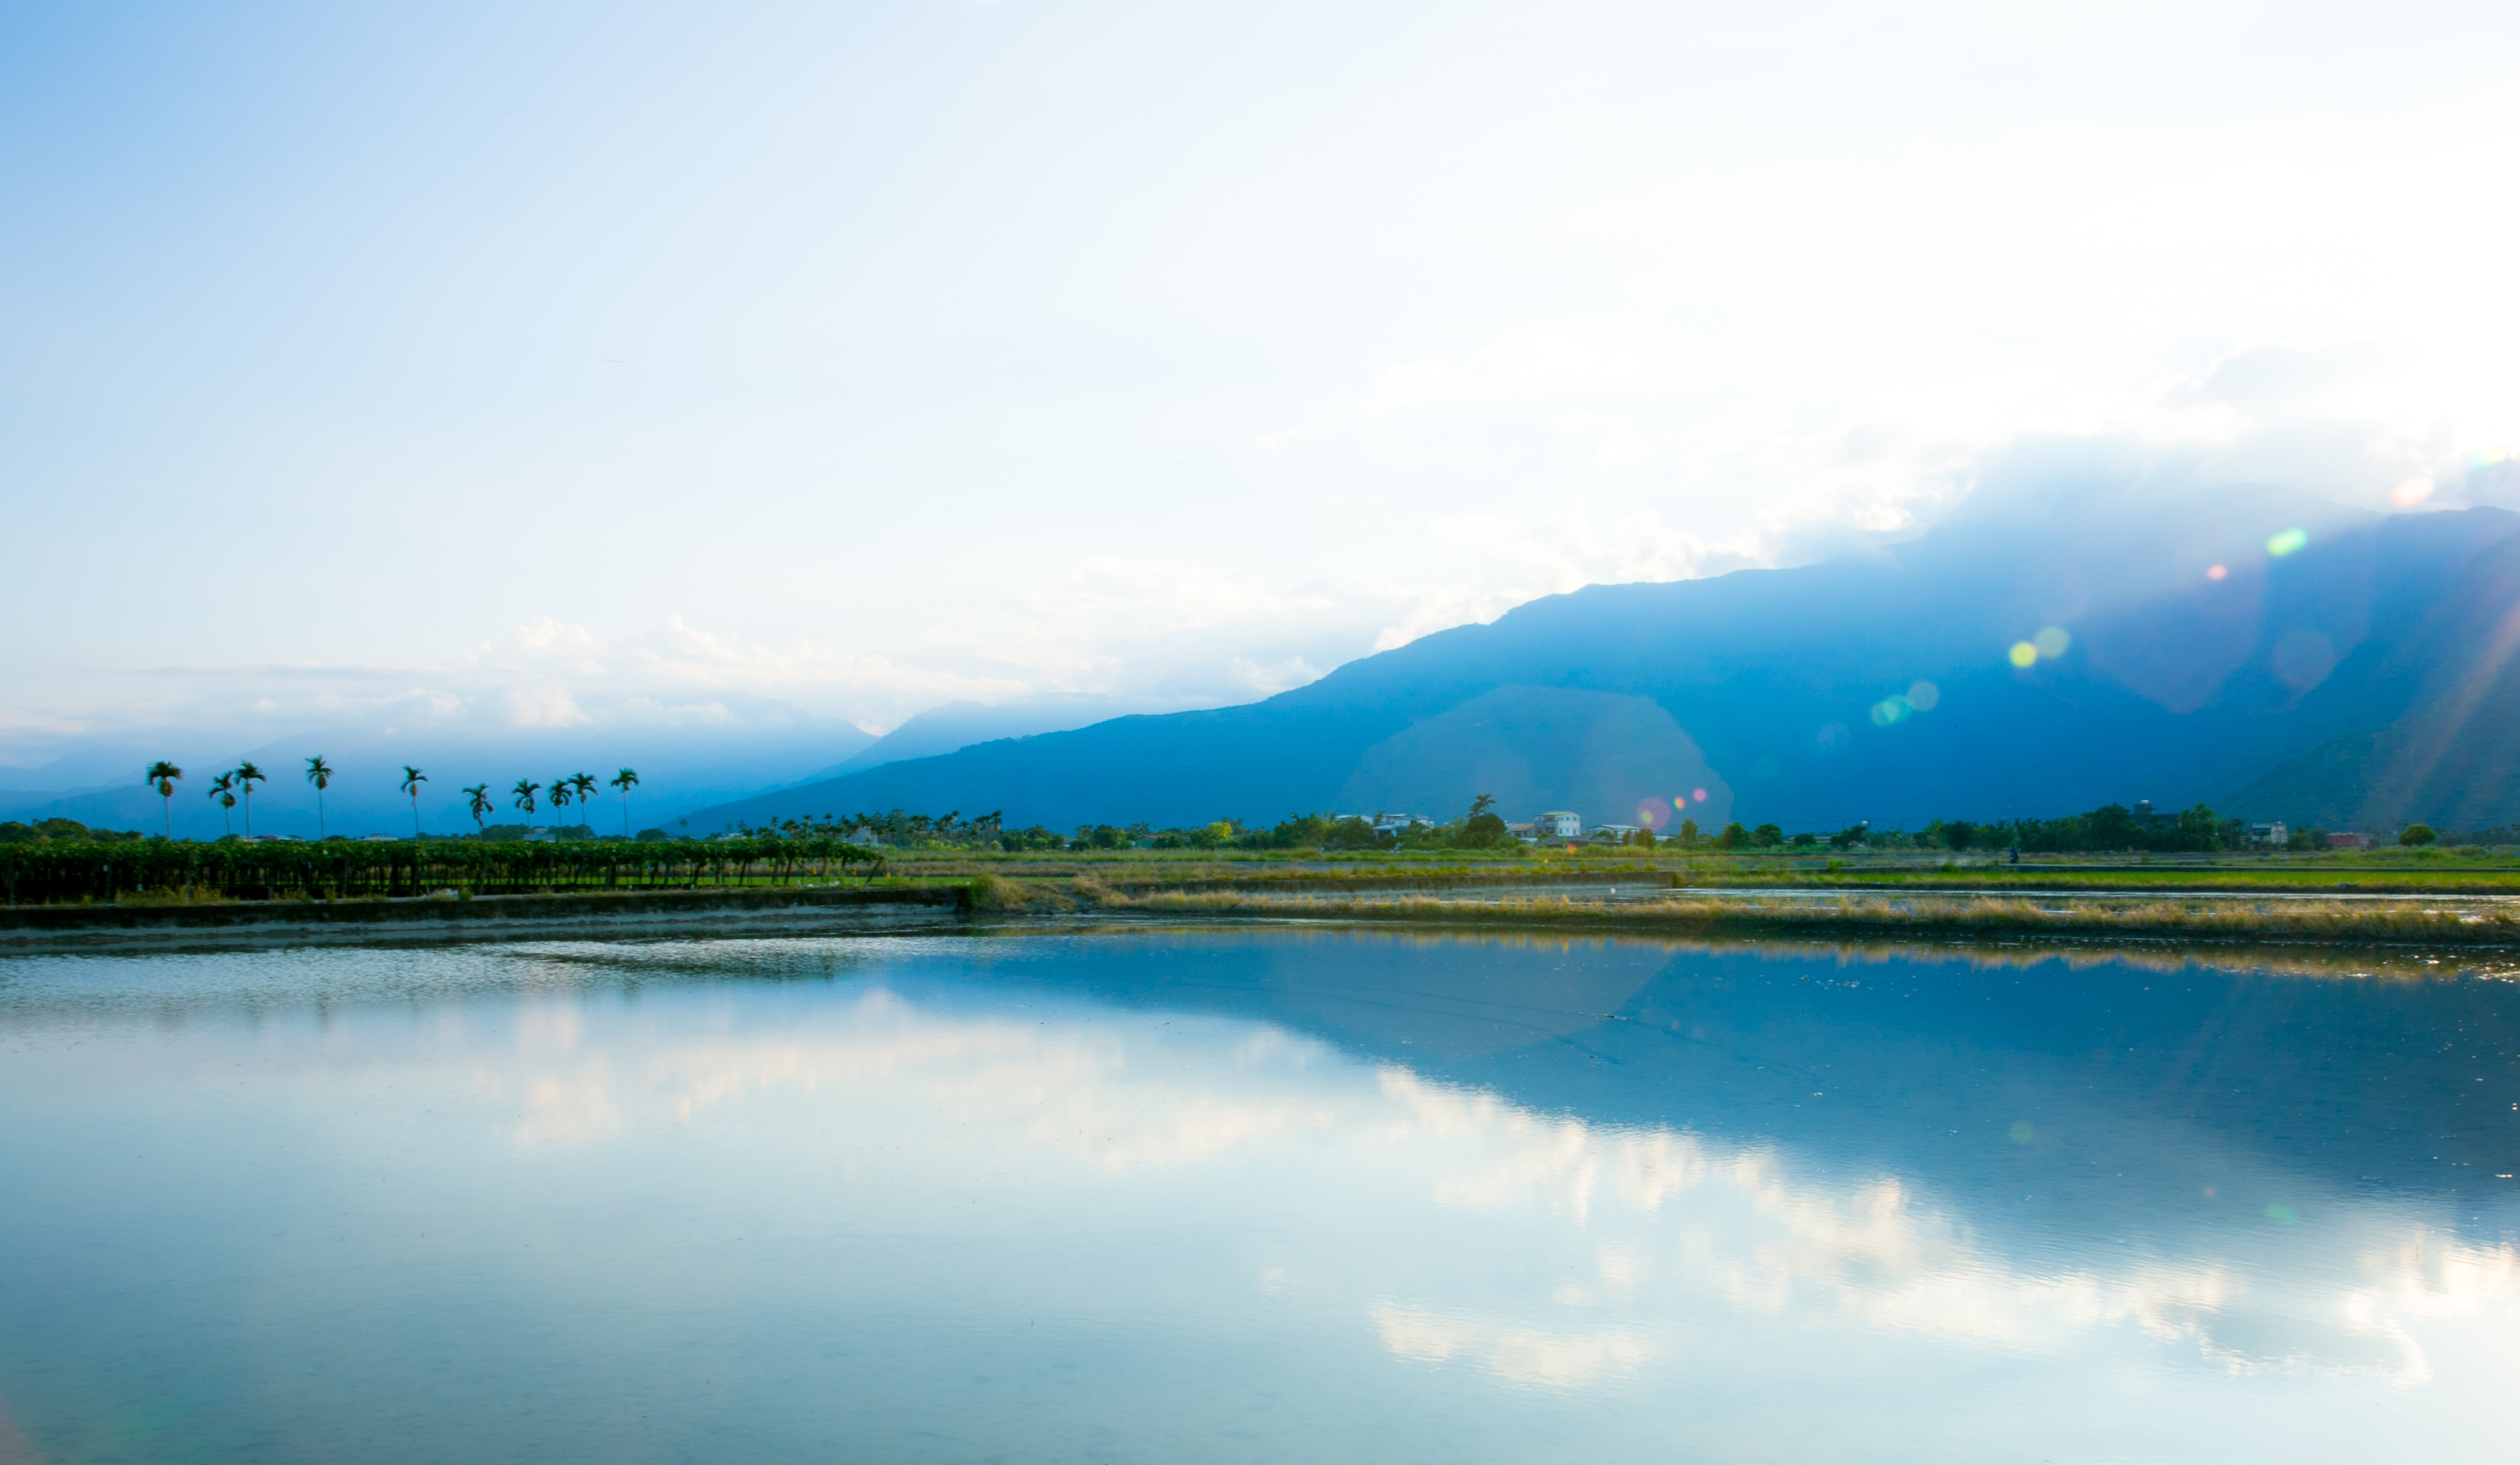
left=7, top=0, right=2519, bottom=778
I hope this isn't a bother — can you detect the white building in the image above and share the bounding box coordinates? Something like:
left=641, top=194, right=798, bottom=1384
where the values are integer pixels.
left=2247, top=821, right=2288, bottom=846
left=1536, top=811, right=1583, bottom=838
left=1588, top=823, right=1641, bottom=841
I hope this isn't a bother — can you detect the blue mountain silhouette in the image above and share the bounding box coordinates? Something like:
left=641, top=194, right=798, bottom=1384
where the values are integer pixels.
left=691, top=481, right=2520, bottom=834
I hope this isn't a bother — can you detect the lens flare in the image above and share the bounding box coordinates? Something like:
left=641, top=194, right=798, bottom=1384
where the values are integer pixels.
left=2267, top=527, right=2308, bottom=557
left=2032, top=626, right=2070, bottom=658
left=2008, top=641, right=2037, bottom=668
left=1869, top=696, right=1911, bottom=726
left=2391, top=477, right=2434, bottom=508
left=1906, top=680, right=1939, bottom=710
left=2207, top=564, right=2228, bottom=580
left=1691, top=788, right=1708, bottom=803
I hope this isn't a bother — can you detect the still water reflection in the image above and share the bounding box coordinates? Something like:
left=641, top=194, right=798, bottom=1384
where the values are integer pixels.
left=1, top=930, right=2515, bottom=1462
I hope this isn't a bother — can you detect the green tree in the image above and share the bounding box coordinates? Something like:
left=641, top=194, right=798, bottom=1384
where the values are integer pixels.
left=2399, top=823, right=2437, bottom=846
left=1678, top=817, right=1700, bottom=846
left=463, top=784, right=493, bottom=833
left=143, top=761, right=183, bottom=838
left=1322, top=816, right=1384, bottom=851
left=570, top=772, right=599, bottom=830
left=548, top=776, right=572, bottom=836
left=512, top=779, right=541, bottom=825
left=1750, top=822, right=1784, bottom=848
left=234, top=762, right=266, bottom=837
left=1941, top=819, right=1975, bottom=851
left=304, top=755, right=333, bottom=839
left=1716, top=821, right=1747, bottom=849
left=399, top=766, right=428, bottom=839
left=1468, top=793, right=1496, bottom=818
left=609, top=768, right=640, bottom=837
left=207, top=772, right=237, bottom=837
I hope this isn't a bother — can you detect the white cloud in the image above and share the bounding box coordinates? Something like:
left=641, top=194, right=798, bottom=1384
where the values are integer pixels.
left=1229, top=655, right=1325, bottom=695
left=502, top=685, right=591, bottom=728
left=1365, top=331, right=1676, bottom=417
left=1369, top=502, right=1765, bottom=651
left=11, top=0, right=2520, bottom=755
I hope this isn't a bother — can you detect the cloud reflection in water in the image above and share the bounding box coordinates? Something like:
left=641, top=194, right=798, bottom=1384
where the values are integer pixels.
left=487, top=981, right=2516, bottom=1394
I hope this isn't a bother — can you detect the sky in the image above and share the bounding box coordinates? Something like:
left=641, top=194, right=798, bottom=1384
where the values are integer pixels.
left=7, top=0, right=2519, bottom=785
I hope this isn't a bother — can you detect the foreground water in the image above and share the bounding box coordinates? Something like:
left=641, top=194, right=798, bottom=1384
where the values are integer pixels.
left=1, top=930, right=2515, bottom=1463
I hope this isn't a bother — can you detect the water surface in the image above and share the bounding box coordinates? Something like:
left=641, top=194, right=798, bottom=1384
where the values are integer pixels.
left=2, top=929, right=2515, bottom=1462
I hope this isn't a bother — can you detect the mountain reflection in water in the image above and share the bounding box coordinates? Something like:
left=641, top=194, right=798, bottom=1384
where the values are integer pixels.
left=0, top=930, right=2513, bottom=1463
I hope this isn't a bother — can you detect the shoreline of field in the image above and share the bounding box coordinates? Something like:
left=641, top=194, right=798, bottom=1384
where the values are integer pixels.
left=7, top=873, right=2519, bottom=959
left=1060, top=883, right=2520, bottom=949
left=0, top=884, right=965, bottom=953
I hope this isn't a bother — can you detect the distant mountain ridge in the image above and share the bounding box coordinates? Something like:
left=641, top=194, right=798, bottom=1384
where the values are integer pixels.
left=799, top=695, right=1206, bottom=781
left=683, top=482, right=2520, bottom=836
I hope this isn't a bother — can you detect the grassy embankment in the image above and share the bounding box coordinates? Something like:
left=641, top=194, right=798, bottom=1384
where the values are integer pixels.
left=896, top=844, right=2520, bottom=894
left=951, top=848, right=2520, bottom=950
left=1077, top=886, right=2520, bottom=946
left=13, top=835, right=2516, bottom=953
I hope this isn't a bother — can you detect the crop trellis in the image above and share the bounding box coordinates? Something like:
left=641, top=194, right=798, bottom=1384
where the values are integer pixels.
left=0, top=837, right=887, bottom=906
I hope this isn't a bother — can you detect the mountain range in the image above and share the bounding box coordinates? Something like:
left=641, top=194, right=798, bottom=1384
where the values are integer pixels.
left=681, top=479, right=2520, bottom=836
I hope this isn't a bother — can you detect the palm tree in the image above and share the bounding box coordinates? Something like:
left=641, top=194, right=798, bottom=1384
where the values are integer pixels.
left=570, top=772, right=599, bottom=831
left=463, top=784, right=493, bottom=834
left=144, top=762, right=184, bottom=838
left=512, top=779, right=541, bottom=829
left=547, top=776, right=572, bottom=838
left=399, top=766, right=428, bottom=840
left=207, top=772, right=236, bottom=837
left=609, top=767, right=640, bottom=838
left=304, top=756, right=333, bottom=840
left=234, top=762, right=267, bottom=837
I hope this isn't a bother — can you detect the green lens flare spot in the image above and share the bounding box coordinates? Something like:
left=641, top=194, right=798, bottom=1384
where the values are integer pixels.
left=2009, top=1122, right=2035, bottom=1145
left=2033, top=626, right=2070, bottom=658
left=2008, top=642, right=2038, bottom=668
left=2266, top=527, right=2309, bottom=557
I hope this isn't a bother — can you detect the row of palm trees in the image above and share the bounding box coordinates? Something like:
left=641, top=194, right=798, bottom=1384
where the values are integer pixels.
left=462, top=770, right=641, bottom=839
left=141, top=759, right=643, bottom=840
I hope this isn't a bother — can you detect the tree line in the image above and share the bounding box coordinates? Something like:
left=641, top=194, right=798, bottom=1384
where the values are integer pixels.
left=0, top=832, right=884, bottom=906
left=138, top=759, right=647, bottom=839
